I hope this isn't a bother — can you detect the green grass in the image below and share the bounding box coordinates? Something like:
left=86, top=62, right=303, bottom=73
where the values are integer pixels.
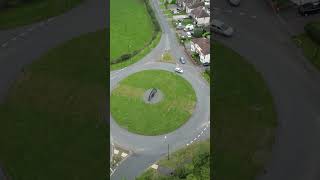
left=0, top=0, right=83, bottom=29
left=202, top=69, right=210, bottom=83
left=161, top=51, right=175, bottom=63
left=0, top=30, right=107, bottom=179
left=110, top=32, right=161, bottom=71
left=110, top=0, right=154, bottom=62
left=294, top=34, right=320, bottom=70
left=111, top=70, right=196, bottom=135
left=213, top=41, right=277, bottom=180
left=181, top=18, right=193, bottom=26
left=137, top=140, right=210, bottom=179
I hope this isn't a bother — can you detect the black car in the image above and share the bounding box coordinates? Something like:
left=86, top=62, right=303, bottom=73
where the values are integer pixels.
left=180, top=57, right=186, bottom=64
left=299, top=1, right=320, bottom=16
left=203, top=62, right=210, bottom=66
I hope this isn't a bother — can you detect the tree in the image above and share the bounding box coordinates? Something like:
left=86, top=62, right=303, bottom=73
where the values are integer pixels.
left=193, top=28, right=204, bottom=38
left=0, top=0, right=8, bottom=9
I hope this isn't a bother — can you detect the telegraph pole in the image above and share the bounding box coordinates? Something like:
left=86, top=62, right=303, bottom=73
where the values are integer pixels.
left=167, top=144, right=170, bottom=160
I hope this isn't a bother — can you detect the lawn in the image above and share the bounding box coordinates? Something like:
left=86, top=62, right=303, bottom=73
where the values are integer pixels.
left=137, top=139, right=210, bottom=179
left=110, top=0, right=158, bottom=68
left=213, top=41, right=277, bottom=180
left=0, top=30, right=108, bottom=179
left=111, top=70, right=196, bottom=135
left=0, top=0, right=83, bottom=29
left=202, top=69, right=210, bottom=83
left=294, top=20, right=320, bottom=71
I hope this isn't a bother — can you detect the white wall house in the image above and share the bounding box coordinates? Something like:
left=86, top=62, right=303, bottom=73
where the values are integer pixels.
left=190, top=38, right=210, bottom=64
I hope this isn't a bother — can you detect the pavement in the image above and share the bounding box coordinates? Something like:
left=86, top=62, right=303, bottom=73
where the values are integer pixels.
left=214, top=1, right=320, bottom=180
left=110, top=0, right=210, bottom=179
left=0, top=0, right=107, bottom=178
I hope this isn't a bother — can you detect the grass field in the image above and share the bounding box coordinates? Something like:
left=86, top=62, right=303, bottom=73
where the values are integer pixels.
left=0, top=30, right=107, bottom=179
left=110, top=0, right=155, bottom=62
left=111, top=70, right=196, bottom=135
left=137, top=140, right=210, bottom=179
left=294, top=34, right=320, bottom=70
left=213, top=42, right=277, bottom=180
left=0, top=0, right=83, bottom=29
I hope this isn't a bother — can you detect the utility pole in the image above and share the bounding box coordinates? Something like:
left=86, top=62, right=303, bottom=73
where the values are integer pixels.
left=167, top=144, right=170, bottom=160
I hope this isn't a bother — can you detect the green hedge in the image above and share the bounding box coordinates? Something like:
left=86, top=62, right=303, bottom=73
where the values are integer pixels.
left=305, top=22, right=320, bottom=45
left=111, top=0, right=161, bottom=64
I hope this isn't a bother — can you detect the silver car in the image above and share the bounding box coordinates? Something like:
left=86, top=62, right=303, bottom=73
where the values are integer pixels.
left=211, top=19, right=234, bottom=37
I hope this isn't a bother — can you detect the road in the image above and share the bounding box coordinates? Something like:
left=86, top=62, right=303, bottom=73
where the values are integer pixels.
left=0, top=0, right=107, bottom=178
left=110, top=0, right=210, bottom=179
left=214, top=1, right=320, bottom=180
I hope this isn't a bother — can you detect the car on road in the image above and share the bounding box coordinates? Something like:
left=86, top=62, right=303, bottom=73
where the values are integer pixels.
left=211, top=19, right=234, bottom=37
left=180, top=57, right=186, bottom=64
left=298, top=1, right=320, bottom=16
left=203, top=62, right=210, bottom=66
left=175, top=67, right=183, bottom=73
left=229, top=0, right=240, bottom=6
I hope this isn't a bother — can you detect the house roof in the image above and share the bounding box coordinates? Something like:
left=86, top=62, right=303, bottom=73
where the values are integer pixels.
left=191, top=6, right=210, bottom=18
left=191, top=38, right=210, bottom=55
left=187, top=1, right=205, bottom=8
left=185, top=0, right=201, bottom=6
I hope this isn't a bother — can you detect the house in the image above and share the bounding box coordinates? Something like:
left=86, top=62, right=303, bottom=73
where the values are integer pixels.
left=190, top=38, right=210, bottom=64
left=190, top=6, right=210, bottom=26
left=177, top=0, right=201, bottom=10
left=186, top=1, right=205, bottom=14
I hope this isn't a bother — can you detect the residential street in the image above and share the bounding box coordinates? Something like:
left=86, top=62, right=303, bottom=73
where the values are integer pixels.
left=214, top=1, right=320, bottom=180
left=110, top=0, right=210, bottom=179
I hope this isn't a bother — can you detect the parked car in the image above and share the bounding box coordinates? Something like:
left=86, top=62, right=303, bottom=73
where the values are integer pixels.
left=186, top=31, right=192, bottom=38
left=176, top=23, right=184, bottom=30
left=298, top=1, right=320, bottom=16
left=211, top=19, right=234, bottom=37
left=184, top=24, right=194, bottom=31
left=175, top=67, right=184, bottom=73
left=180, top=57, right=186, bottom=64
left=229, top=0, right=240, bottom=6
left=203, top=62, right=210, bottom=66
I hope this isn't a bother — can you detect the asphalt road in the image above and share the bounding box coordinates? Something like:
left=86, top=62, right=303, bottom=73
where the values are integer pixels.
left=214, top=1, right=320, bottom=180
left=110, top=0, right=210, bottom=179
left=0, top=0, right=107, bottom=178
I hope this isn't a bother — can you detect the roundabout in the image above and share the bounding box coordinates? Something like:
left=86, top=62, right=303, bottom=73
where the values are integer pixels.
left=111, top=70, right=196, bottom=136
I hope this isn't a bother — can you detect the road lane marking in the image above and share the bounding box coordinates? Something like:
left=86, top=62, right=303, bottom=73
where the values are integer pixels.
left=1, top=43, right=8, bottom=48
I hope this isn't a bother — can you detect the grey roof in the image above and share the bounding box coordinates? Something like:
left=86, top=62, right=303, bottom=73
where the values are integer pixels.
left=187, top=1, right=205, bottom=8
left=191, top=6, right=210, bottom=18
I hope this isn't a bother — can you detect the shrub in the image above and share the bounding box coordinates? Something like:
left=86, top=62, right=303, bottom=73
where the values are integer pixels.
left=305, top=22, right=320, bottom=45
left=193, top=28, right=203, bottom=38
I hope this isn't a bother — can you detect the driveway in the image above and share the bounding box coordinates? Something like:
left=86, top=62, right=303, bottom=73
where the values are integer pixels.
left=110, top=0, right=210, bottom=179
left=214, top=1, right=320, bottom=180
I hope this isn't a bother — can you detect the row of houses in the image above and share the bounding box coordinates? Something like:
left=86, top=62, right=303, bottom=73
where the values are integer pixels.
left=177, top=0, right=210, bottom=26
left=175, top=0, right=210, bottom=64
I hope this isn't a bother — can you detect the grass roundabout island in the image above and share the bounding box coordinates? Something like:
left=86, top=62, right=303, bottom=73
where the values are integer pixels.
left=111, top=70, right=196, bottom=136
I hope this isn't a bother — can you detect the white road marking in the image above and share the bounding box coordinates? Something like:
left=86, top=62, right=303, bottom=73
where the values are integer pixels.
left=198, top=134, right=200, bottom=138
left=204, top=127, right=207, bottom=131
left=12, top=37, right=17, bottom=41
left=201, top=131, right=203, bottom=135
left=251, top=15, right=257, bottom=19
left=1, top=43, right=7, bottom=47
left=240, top=12, right=245, bottom=15
left=194, top=137, right=197, bottom=141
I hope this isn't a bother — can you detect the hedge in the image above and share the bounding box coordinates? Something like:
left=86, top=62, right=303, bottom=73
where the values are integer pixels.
left=305, top=22, right=320, bottom=45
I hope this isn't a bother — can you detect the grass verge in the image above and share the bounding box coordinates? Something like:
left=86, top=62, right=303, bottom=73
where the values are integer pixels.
left=137, top=140, right=210, bottom=179
left=294, top=34, right=320, bottom=70
left=0, top=0, right=83, bottom=29
left=0, top=30, right=107, bottom=179
left=213, top=41, right=277, bottom=180
left=111, top=70, right=196, bottom=135
left=110, top=32, right=161, bottom=71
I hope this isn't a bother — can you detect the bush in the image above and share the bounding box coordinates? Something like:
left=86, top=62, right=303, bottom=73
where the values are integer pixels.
left=305, top=22, right=320, bottom=45
left=193, top=28, right=203, bottom=38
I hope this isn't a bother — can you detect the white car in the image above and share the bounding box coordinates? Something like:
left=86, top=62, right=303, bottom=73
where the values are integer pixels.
left=175, top=67, right=183, bottom=73
left=186, top=31, right=192, bottom=38
left=184, top=24, right=194, bottom=31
